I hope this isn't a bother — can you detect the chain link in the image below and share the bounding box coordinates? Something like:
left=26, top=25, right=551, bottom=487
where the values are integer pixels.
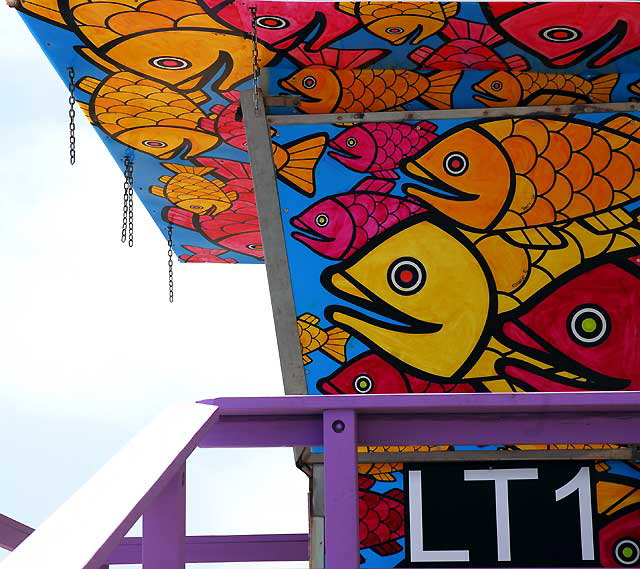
left=167, top=225, right=174, bottom=303
left=67, top=67, right=76, bottom=165
left=121, top=156, right=134, bottom=246
left=249, top=6, right=260, bottom=114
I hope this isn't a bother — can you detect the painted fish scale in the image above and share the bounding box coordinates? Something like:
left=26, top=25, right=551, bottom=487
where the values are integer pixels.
left=359, top=487, right=404, bottom=550
left=298, top=320, right=328, bottom=355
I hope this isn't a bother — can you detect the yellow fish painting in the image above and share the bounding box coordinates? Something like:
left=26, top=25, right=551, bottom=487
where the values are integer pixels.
left=149, top=163, right=237, bottom=215
left=403, top=114, right=640, bottom=248
left=297, top=313, right=349, bottom=366
left=337, top=2, right=459, bottom=45
left=358, top=445, right=451, bottom=481
left=77, top=72, right=220, bottom=159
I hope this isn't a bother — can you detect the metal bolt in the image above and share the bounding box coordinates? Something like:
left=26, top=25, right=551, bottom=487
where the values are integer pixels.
left=332, top=420, right=345, bottom=433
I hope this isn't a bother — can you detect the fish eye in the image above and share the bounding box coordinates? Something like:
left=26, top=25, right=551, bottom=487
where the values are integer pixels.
left=247, top=243, right=263, bottom=250
left=613, top=539, right=640, bottom=566
left=387, top=257, right=426, bottom=295
left=385, top=26, right=404, bottom=34
left=149, top=56, right=192, bottom=70
left=353, top=374, right=374, bottom=394
left=443, top=152, right=468, bottom=176
left=567, top=305, right=610, bottom=346
left=539, top=26, right=582, bottom=43
left=491, top=80, right=503, bottom=91
left=345, top=137, right=357, bottom=148
left=315, top=213, right=329, bottom=227
left=256, top=15, right=289, bottom=29
left=302, top=76, right=317, bottom=89
left=142, top=140, right=168, bottom=148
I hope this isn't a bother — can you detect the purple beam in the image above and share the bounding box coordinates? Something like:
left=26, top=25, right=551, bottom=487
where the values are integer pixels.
left=107, top=534, right=309, bottom=564
left=0, top=514, right=33, bottom=552
left=323, top=410, right=359, bottom=569
left=143, top=466, right=186, bottom=569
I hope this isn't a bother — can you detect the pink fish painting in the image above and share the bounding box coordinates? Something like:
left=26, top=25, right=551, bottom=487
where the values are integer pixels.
left=179, top=245, right=238, bottom=263
left=329, top=121, right=438, bottom=179
left=290, top=178, right=427, bottom=260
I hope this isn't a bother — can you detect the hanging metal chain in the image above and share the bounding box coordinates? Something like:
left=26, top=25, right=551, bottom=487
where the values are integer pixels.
left=67, top=67, right=76, bottom=165
left=249, top=6, right=260, bottom=113
left=121, top=156, right=134, bottom=247
left=167, top=225, right=174, bottom=303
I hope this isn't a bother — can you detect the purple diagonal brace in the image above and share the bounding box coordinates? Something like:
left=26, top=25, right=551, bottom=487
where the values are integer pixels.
left=323, top=409, right=359, bottom=569
left=143, top=465, right=186, bottom=569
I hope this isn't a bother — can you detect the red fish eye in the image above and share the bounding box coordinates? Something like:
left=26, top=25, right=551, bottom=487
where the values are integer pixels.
left=387, top=257, right=426, bottom=295
left=539, top=26, right=581, bottom=43
left=345, top=137, right=357, bottom=148
left=256, top=15, right=289, bottom=29
left=149, top=56, right=191, bottom=70
left=614, top=539, right=640, bottom=566
left=385, top=26, right=404, bottom=34
left=302, top=76, right=317, bottom=89
left=491, top=80, right=503, bottom=91
left=142, top=140, right=168, bottom=148
left=247, top=243, right=263, bottom=250
left=353, top=374, right=373, bottom=394
left=443, top=152, right=468, bottom=176
left=315, top=213, right=329, bottom=227
left=567, top=304, right=610, bottom=346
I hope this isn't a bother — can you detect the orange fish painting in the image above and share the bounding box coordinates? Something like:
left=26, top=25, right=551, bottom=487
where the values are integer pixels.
left=77, top=72, right=220, bottom=159
left=403, top=114, right=640, bottom=247
left=297, top=313, right=349, bottom=365
left=149, top=163, right=237, bottom=215
left=473, top=71, right=619, bottom=107
left=337, top=2, right=459, bottom=45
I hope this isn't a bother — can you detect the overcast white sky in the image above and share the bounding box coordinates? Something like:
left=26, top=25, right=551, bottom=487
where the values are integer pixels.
left=0, top=8, right=308, bottom=568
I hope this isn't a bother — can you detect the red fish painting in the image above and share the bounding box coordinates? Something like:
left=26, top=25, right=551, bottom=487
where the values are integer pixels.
left=203, top=0, right=360, bottom=51
left=317, top=351, right=476, bottom=394
left=409, top=18, right=529, bottom=71
left=359, top=475, right=405, bottom=558
left=482, top=2, right=640, bottom=68
left=179, top=245, right=238, bottom=263
left=291, top=178, right=427, bottom=260
left=329, top=121, right=438, bottom=179
left=499, top=252, right=640, bottom=391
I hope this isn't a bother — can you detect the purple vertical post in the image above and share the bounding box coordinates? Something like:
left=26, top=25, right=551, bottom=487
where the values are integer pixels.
left=142, top=465, right=186, bottom=569
left=323, top=409, right=359, bottom=569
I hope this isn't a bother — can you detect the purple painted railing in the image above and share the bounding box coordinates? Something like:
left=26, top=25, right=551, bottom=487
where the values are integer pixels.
left=2, top=392, right=639, bottom=569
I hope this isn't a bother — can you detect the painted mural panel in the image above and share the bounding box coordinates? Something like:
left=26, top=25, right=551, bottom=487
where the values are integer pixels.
left=14, top=1, right=640, bottom=262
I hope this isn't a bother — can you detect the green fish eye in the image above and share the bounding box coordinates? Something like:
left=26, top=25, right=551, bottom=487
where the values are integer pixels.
left=614, top=540, right=640, bottom=565
left=315, top=213, right=329, bottom=227
left=346, top=137, right=357, bottom=148
left=567, top=305, right=609, bottom=346
left=354, top=374, right=373, bottom=393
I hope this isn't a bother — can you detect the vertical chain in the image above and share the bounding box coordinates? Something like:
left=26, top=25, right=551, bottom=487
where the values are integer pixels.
left=67, top=67, right=76, bottom=165
left=121, top=156, right=134, bottom=246
left=249, top=6, right=260, bottom=114
left=167, top=225, right=174, bottom=303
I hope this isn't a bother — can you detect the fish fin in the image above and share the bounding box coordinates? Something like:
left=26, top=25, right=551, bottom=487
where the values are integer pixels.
left=77, top=76, right=101, bottom=95
left=337, top=1, right=356, bottom=16
left=373, top=169, right=400, bottom=180
left=408, top=45, right=434, bottom=67
left=161, top=206, right=197, bottom=230
left=579, top=208, right=634, bottom=233
left=226, top=190, right=238, bottom=201
left=371, top=541, right=403, bottom=556
left=162, top=163, right=214, bottom=176
left=287, top=44, right=387, bottom=69
left=197, top=157, right=253, bottom=181
left=321, top=327, right=350, bottom=362
left=353, top=177, right=395, bottom=193
left=441, top=18, right=503, bottom=46
left=159, top=176, right=171, bottom=183
left=502, top=226, right=567, bottom=249
left=589, top=73, right=619, bottom=103
left=277, top=134, right=328, bottom=196
left=221, top=90, right=242, bottom=103
left=302, top=354, right=312, bottom=365
left=419, top=70, right=462, bottom=110
left=16, top=0, right=66, bottom=26
left=149, top=185, right=165, bottom=197
left=208, top=104, right=224, bottom=116
left=442, top=2, right=460, bottom=18
left=416, top=120, right=438, bottom=133
left=358, top=475, right=376, bottom=489
left=629, top=80, right=640, bottom=96
left=188, top=90, right=210, bottom=105
left=76, top=101, right=93, bottom=123
left=384, top=488, right=405, bottom=502
left=504, top=54, right=530, bottom=72
left=602, top=113, right=640, bottom=138
left=75, top=47, right=119, bottom=73
left=198, top=117, right=217, bottom=134
left=373, top=473, right=397, bottom=482
left=299, top=312, right=321, bottom=325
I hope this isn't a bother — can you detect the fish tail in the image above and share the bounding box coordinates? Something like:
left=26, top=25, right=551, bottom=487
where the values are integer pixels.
left=419, top=70, right=462, bottom=110
left=287, top=44, right=387, bottom=69
left=77, top=76, right=101, bottom=95
left=629, top=79, right=640, bottom=96
left=590, top=73, right=619, bottom=103
left=441, top=18, right=503, bottom=46
left=442, top=2, right=459, bottom=18
left=17, top=0, right=66, bottom=26
left=161, top=206, right=197, bottom=230
left=197, top=157, right=252, bottom=181
left=337, top=1, right=356, bottom=16
left=602, top=113, right=640, bottom=138
left=320, top=326, right=350, bottom=362
left=504, top=54, right=530, bottom=72
left=221, top=90, right=241, bottom=103
left=162, top=163, right=214, bottom=176
left=416, top=120, right=438, bottom=133
left=278, top=134, right=328, bottom=196
left=408, top=46, right=433, bottom=67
